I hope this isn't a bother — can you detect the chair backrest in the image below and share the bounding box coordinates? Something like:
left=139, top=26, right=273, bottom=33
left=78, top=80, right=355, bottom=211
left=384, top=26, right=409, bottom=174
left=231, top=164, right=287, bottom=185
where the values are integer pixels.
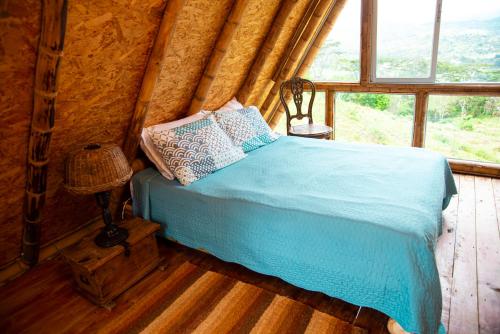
left=279, top=77, right=316, bottom=133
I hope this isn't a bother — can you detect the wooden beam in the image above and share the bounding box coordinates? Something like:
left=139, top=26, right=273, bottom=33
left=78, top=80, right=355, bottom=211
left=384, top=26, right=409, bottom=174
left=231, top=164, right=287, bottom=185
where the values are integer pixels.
left=449, top=160, right=500, bottom=178
left=412, top=91, right=428, bottom=147
left=360, top=0, right=373, bottom=85
left=296, top=0, right=348, bottom=77
left=261, top=0, right=336, bottom=120
left=326, top=90, right=334, bottom=130
left=272, top=0, right=322, bottom=83
left=21, top=0, right=68, bottom=267
left=122, top=0, right=186, bottom=162
left=187, top=0, right=250, bottom=115
left=236, top=0, right=299, bottom=105
left=310, top=82, right=500, bottom=95
left=270, top=0, right=347, bottom=129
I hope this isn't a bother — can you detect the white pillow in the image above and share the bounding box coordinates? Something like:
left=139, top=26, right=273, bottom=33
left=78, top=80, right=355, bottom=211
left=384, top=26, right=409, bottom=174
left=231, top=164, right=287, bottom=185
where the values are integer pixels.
left=203, top=97, right=244, bottom=114
left=140, top=112, right=206, bottom=180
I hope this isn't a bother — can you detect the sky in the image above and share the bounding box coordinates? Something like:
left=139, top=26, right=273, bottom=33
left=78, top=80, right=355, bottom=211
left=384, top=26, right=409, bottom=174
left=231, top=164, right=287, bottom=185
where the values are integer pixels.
left=336, top=0, right=500, bottom=28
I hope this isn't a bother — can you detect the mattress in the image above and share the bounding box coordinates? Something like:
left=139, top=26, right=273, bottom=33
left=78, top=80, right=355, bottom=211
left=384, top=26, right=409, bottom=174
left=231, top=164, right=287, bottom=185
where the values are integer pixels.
left=132, top=136, right=457, bottom=334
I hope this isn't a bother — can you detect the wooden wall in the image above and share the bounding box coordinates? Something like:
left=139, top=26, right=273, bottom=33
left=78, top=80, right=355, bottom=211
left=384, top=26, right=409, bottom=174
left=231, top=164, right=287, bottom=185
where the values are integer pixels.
left=0, top=0, right=317, bottom=269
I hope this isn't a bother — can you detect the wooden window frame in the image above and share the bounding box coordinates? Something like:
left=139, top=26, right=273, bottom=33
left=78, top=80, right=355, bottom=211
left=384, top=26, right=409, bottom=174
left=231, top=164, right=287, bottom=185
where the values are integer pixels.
left=371, top=0, right=443, bottom=84
left=305, top=0, right=500, bottom=177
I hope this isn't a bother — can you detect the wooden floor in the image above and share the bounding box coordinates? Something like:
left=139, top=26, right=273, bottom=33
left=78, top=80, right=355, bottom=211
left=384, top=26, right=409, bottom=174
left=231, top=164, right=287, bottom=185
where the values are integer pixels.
left=0, top=174, right=498, bottom=334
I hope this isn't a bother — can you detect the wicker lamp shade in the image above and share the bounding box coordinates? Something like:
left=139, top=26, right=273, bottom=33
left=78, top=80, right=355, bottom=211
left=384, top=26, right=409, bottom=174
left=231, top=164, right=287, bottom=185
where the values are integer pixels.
left=65, top=144, right=133, bottom=195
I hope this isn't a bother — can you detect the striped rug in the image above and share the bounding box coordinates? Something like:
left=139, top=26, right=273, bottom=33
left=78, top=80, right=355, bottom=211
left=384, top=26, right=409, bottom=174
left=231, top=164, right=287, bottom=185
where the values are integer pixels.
left=102, top=262, right=367, bottom=334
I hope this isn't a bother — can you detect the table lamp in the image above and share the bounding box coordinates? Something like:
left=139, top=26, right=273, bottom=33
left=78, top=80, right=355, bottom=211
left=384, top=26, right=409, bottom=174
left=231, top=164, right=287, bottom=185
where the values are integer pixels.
left=65, top=143, right=133, bottom=248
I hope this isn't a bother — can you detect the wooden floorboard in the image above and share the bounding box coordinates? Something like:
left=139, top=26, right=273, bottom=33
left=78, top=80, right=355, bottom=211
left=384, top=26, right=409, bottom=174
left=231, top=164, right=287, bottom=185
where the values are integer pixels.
left=0, top=174, right=499, bottom=334
left=436, top=174, right=460, bottom=331
left=475, top=177, right=500, bottom=334
left=449, top=175, right=479, bottom=334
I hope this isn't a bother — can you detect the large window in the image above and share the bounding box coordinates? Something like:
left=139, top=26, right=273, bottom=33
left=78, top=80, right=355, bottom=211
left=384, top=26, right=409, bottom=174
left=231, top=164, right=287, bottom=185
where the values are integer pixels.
left=335, top=93, right=415, bottom=146
left=372, top=0, right=500, bottom=84
left=425, top=95, right=500, bottom=163
left=307, top=0, right=361, bottom=82
left=436, top=0, right=500, bottom=83
left=373, top=0, right=440, bottom=82
left=280, top=0, right=500, bottom=174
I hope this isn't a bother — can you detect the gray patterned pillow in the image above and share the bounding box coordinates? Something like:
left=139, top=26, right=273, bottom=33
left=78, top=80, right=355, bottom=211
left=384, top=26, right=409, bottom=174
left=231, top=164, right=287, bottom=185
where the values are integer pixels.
left=214, top=106, right=280, bottom=152
left=148, top=115, right=245, bottom=185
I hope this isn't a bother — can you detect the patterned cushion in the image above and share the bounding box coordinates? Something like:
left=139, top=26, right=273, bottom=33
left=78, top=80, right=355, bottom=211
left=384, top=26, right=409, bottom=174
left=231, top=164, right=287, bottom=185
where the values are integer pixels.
left=148, top=115, right=246, bottom=185
left=214, top=106, right=280, bottom=153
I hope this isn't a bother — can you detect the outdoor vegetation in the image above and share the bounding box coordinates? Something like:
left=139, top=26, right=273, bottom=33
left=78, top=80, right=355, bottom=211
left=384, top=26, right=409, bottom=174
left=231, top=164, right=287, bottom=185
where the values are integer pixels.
left=290, top=0, right=500, bottom=164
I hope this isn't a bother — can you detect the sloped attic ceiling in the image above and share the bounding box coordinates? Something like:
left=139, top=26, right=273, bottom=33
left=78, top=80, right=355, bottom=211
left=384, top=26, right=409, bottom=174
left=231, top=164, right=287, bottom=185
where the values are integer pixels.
left=0, top=0, right=338, bottom=271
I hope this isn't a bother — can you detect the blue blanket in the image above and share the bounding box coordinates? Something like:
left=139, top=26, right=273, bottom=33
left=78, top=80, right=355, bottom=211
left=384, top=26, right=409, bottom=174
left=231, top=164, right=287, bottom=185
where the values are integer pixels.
left=132, top=136, right=457, bottom=334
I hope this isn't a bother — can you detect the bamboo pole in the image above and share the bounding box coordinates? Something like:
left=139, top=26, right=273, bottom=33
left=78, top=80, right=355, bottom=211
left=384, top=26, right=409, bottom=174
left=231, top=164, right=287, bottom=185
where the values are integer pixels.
left=122, top=0, right=186, bottom=162
left=360, top=0, right=373, bottom=85
left=21, top=0, right=68, bottom=267
left=187, top=0, right=250, bottom=115
left=270, top=0, right=347, bottom=127
left=236, top=0, right=299, bottom=105
left=412, top=91, right=428, bottom=147
left=261, top=0, right=336, bottom=121
left=272, top=0, right=322, bottom=83
left=297, top=0, right=347, bottom=77
left=326, top=90, right=334, bottom=130
left=299, top=82, right=500, bottom=95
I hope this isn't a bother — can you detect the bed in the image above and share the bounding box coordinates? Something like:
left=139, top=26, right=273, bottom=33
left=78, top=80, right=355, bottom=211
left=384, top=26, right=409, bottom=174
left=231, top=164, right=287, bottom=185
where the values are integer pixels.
left=132, top=136, right=457, bottom=334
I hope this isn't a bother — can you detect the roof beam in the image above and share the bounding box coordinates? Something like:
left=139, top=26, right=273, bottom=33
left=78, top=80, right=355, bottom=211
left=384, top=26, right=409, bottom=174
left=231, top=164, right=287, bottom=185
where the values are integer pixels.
left=269, top=0, right=347, bottom=126
left=296, top=0, right=347, bottom=77
left=260, top=0, right=336, bottom=121
left=21, top=0, right=68, bottom=267
left=122, top=0, right=186, bottom=162
left=237, top=0, right=299, bottom=106
left=187, top=0, right=250, bottom=115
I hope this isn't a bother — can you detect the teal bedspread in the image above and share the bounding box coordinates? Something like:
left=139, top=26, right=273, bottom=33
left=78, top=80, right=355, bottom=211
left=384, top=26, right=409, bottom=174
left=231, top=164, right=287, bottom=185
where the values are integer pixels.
left=132, top=136, right=457, bottom=334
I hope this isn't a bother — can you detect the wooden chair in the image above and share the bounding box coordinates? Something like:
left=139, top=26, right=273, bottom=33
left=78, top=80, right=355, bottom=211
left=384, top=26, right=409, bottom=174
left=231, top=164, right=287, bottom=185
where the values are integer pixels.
left=279, top=77, right=333, bottom=139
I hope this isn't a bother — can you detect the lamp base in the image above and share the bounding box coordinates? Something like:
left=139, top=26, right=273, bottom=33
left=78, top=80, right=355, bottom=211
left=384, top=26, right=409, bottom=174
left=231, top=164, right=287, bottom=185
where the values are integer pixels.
left=95, top=225, right=129, bottom=248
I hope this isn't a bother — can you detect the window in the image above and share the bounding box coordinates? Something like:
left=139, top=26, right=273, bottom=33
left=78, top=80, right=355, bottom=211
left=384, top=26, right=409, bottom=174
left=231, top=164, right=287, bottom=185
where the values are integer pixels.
left=372, top=0, right=441, bottom=83
left=425, top=95, right=500, bottom=163
left=335, top=93, right=415, bottom=146
left=436, top=0, right=500, bottom=83
left=307, top=0, right=361, bottom=82
left=372, top=0, right=500, bottom=84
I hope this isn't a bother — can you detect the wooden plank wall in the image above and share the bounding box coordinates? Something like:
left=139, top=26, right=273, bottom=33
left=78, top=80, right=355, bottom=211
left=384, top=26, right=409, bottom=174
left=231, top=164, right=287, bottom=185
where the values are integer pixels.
left=0, top=0, right=314, bottom=269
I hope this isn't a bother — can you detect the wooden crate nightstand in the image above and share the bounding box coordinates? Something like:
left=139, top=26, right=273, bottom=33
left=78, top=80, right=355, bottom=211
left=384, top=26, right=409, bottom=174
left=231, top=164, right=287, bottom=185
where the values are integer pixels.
left=62, top=218, right=161, bottom=308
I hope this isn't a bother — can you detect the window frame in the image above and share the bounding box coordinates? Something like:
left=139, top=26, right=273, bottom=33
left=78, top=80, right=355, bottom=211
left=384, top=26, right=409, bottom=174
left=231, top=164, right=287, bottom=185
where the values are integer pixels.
left=370, top=0, right=443, bottom=84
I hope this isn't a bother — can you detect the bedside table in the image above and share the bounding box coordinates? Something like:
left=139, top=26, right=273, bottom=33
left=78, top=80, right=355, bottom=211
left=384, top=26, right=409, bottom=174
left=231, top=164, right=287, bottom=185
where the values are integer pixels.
left=62, top=218, right=161, bottom=308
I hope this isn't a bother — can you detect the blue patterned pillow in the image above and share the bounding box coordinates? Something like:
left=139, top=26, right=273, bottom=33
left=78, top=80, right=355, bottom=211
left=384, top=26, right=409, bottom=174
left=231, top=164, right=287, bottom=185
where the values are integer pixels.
left=148, top=115, right=246, bottom=185
left=214, top=106, right=279, bottom=152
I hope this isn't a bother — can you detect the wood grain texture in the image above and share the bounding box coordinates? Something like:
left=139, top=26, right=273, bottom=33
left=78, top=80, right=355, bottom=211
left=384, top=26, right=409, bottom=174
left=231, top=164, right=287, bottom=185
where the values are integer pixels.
left=1, top=175, right=498, bottom=334
left=40, top=0, right=166, bottom=247
left=22, top=0, right=69, bottom=267
left=263, top=0, right=336, bottom=122
left=435, top=174, right=460, bottom=331
left=202, top=0, right=281, bottom=111
left=145, top=0, right=233, bottom=126
left=122, top=0, right=186, bottom=162
left=237, top=0, right=299, bottom=105
left=448, top=175, right=478, bottom=334
left=239, top=0, right=311, bottom=108
left=474, top=177, right=500, bottom=334
left=412, top=91, right=428, bottom=147
left=187, top=0, right=252, bottom=115
left=0, top=0, right=41, bottom=267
